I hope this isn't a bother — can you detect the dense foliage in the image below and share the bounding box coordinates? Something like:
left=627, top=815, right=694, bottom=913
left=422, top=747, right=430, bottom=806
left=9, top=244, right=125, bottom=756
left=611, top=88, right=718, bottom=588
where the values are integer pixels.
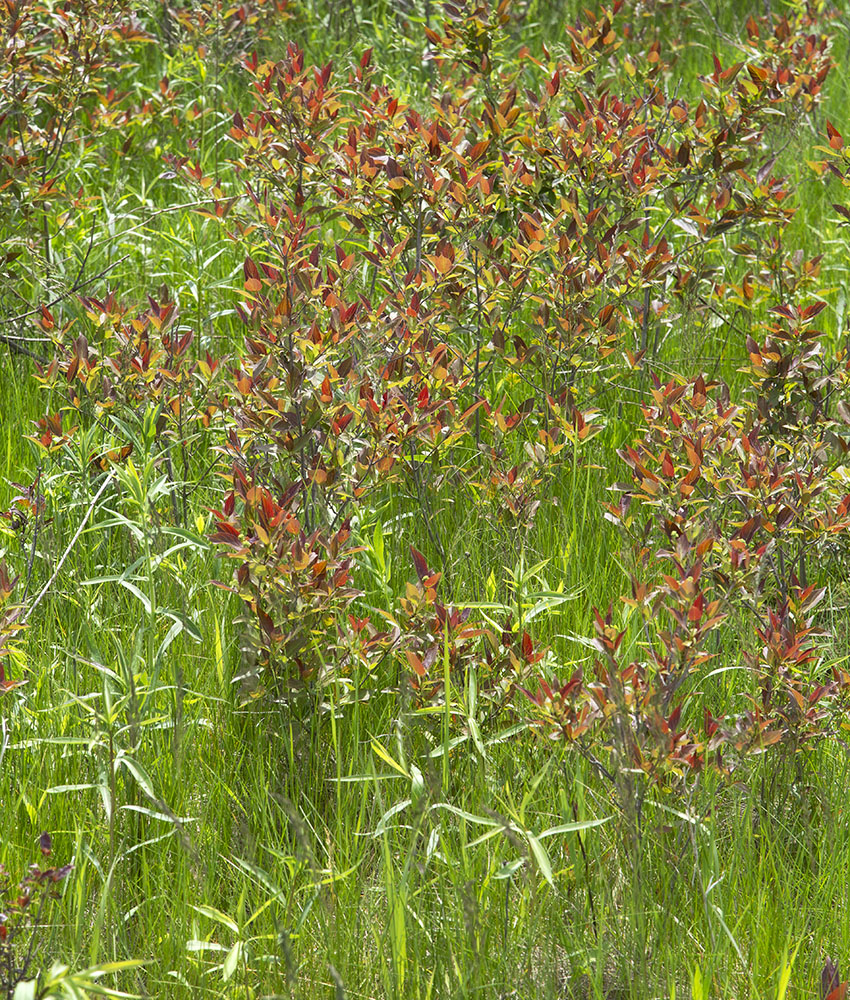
left=3, top=0, right=850, bottom=997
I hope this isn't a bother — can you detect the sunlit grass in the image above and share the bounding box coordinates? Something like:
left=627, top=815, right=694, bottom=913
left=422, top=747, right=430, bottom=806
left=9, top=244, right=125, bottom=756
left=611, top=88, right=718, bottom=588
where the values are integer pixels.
left=2, top=2, right=850, bottom=999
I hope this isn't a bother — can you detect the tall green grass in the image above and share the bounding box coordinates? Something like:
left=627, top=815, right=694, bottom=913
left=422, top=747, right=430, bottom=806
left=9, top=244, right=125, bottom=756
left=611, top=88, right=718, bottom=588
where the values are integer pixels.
left=2, top=1, right=850, bottom=998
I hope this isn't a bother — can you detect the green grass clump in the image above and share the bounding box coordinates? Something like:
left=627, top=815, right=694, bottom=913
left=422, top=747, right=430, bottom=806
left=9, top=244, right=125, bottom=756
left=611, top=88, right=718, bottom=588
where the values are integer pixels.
left=2, top=1, right=850, bottom=998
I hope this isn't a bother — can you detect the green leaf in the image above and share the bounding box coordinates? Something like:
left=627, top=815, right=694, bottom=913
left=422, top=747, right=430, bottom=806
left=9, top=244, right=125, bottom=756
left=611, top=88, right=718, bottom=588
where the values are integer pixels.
left=426, top=733, right=470, bottom=757
left=691, top=964, right=705, bottom=1000
left=186, top=940, right=228, bottom=953
left=537, top=816, right=610, bottom=838
left=485, top=723, right=529, bottom=745
left=467, top=826, right=508, bottom=848
left=467, top=715, right=486, bottom=759
left=525, top=830, right=554, bottom=886
left=116, top=579, right=152, bottom=614
left=118, top=756, right=157, bottom=803
left=155, top=617, right=184, bottom=666
left=372, top=798, right=412, bottom=836
left=372, top=520, right=385, bottom=572
left=119, top=804, right=196, bottom=824
left=231, top=856, right=286, bottom=901
left=775, top=942, right=800, bottom=1000
left=430, top=803, right=501, bottom=826
left=370, top=738, right=410, bottom=778
left=222, top=941, right=242, bottom=982
left=46, top=783, right=100, bottom=793
left=190, top=904, right=239, bottom=934
left=163, top=609, right=202, bottom=643
left=493, top=857, right=526, bottom=879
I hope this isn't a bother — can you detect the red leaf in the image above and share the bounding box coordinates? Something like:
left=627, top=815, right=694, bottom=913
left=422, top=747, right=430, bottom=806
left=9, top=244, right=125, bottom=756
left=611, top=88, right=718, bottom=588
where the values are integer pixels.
left=410, top=545, right=430, bottom=582
left=827, top=120, right=844, bottom=150
left=405, top=650, right=426, bottom=677
left=88, top=444, right=133, bottom=474
left=257, top=606, right=277, bottom=639
left=821, top=959, right=843, bottom=1000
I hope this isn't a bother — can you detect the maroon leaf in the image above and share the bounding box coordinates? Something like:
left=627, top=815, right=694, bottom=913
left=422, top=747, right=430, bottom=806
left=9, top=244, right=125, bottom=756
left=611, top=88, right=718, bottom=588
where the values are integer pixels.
left=410, top=545, right=430, bottom=582
left=821, top=959, right=842, bottom=1000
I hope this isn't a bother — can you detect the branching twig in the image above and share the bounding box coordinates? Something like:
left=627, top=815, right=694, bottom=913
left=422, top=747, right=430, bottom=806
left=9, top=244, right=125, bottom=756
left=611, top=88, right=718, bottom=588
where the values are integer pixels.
left=4, top=252, right=131, bottom=328
left=23, top=471, right=115, bottom=624
left=0, top=337, right=48, bottom=363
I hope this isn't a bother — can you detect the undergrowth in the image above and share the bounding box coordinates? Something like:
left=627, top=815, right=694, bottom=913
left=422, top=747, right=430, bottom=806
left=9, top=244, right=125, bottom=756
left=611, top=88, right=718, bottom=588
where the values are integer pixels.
left=2, top=1, right=850, bottom=998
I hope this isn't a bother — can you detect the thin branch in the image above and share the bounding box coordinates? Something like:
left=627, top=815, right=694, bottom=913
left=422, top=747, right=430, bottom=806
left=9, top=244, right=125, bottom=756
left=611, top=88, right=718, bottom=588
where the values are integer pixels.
left=21, top=466, right=42, bottom=605
left=4, top=252, right=131, bottom=328
left=23, top=471, right=115, bottom=624
left=77, top=199, right=212, bottom=254
left=0, top=337, right=48, bottom=363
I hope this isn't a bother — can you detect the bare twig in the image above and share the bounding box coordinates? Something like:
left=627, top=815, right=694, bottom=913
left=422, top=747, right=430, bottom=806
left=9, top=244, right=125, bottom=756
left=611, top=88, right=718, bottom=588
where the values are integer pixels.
left=23, top=471, right=115, bottom=624
left=0, top=336, right=48, bottom=363
left=4, top=252, right=131, bottom=328
left=21, top=466, right=42, bottom=605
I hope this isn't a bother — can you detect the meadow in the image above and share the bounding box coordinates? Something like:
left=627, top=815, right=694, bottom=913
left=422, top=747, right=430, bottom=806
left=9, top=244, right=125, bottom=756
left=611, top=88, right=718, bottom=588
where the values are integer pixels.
left=2, top=1, right=850, bottom=997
